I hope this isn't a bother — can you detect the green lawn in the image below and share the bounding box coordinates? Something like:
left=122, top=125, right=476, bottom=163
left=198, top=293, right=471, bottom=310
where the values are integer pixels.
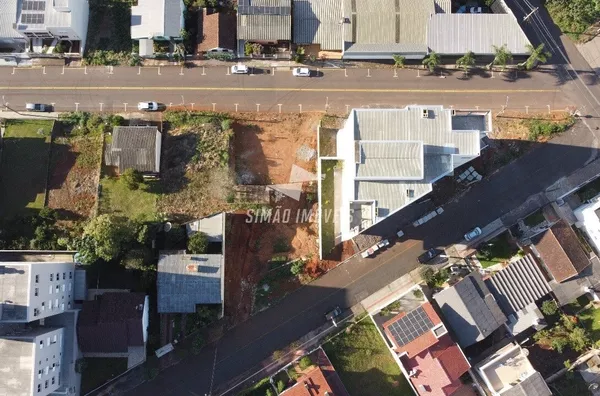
left=476, top=232, right=518, bottom=268
left=80, top=357, right=128, bottom=394
left=320, top=160, right=337, bottom=256
left=577, top=305, right=600, bottom=342
left=0, top=120, right=54, bottom=217
left=99, top=176, right=158, bottom=221
left=323, top=317, right=414, bottom=396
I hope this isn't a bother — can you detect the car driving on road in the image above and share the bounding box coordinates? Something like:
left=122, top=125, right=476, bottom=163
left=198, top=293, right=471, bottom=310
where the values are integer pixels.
left=464, top=227, right=482, bottom=241
left=231, top=64, right=249, bottom=74
left=325, top=306, right=342, bottom=327
left=292, top=67, right=311, bottom=77
left=417, top=248, right=444, bottom=264
left=137, top=101, right=158, bottom=111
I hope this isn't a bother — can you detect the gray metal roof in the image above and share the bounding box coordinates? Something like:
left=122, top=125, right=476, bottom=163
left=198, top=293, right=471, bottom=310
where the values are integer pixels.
left=105, top=126, right=161, bottom=173
left=348, top=107, right=481, bottom=219
left=434, top=272, right=506, bottom=347
left=157, top=253, right=223, bottom=313
left=0, top=0, right=22, bottom=39
left=237, top=14, right=291, bottom=40
left=74, top=269, right=86, bottom=301
left=427, top=14, right=531, bottom=55
left=501, top=372, right=551, bottom=396
left=292, top=0, right=343, bottom=50
left=343, top=43, right=428, bottom=58
left=131, top=0, right=185, bottom=39
left=356, top=142, right=423, bottom=180
left=434, top=0, right=451, bottom=13
left=14, top=0, right=73, bottom=32
left=0, top=264, right=29, bottom=322
left=485, top=254, right=551, bottom=316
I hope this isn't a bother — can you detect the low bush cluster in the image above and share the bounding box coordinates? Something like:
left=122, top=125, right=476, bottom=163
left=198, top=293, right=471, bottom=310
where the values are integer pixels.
left=527, top=117, right=575, bottom=141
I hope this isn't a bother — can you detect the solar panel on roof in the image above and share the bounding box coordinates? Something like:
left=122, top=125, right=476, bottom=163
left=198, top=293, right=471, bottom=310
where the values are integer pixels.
left=387, top=306, right=433, bottom=347
left=21, top=13, right=44, bottom=24
left=22, top=1, right=45, bottom=11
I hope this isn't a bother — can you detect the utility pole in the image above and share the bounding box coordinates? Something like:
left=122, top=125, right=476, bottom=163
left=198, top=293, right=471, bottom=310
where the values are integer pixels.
left=523, top=7, right=538, bottom=22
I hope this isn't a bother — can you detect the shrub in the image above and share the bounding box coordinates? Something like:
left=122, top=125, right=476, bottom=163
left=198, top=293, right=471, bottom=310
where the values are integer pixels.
left=290, top=261, right=304, bottom=276
left=413, top=289, right=424, bottom=299
left=276, top=380, right=285, bottom=393
left=191, top=334, right=204, bottom=355
left=298, top=356, right=313, bottom=370
left=205, top=52, right=235, bottom=61
left=121, top=168, right=144, bottom=190
left=265, top=389, right=274, bottom=396
left=541, top=300, right=558, bottom=316
left=221, top=118, right=232, bottom=130
left=527, top=118, right=574, bottom=141
left=188, top=231, right=209, bottom=254
left=421, top=268, right=449, bottom=288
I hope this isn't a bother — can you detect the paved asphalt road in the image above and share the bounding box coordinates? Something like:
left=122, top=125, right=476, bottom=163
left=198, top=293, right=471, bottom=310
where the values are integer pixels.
left=0, top=64, right=572, bottom=113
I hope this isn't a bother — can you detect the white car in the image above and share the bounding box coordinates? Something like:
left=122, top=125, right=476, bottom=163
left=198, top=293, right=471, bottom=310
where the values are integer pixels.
left=231, top=64, right=249, bottom=74
left=137, top=101, right=158, bottom=111
left=292, top=67, right=311, bottom=77
left=25, top=103, right=49, bottom=112
left=207, top=47, right=234, bottom=54
left=464, top=227, right=482, bottom=241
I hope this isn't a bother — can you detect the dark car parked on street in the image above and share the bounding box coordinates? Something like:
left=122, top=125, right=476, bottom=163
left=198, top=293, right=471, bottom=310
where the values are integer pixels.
left=417, top=248, right=444, bottom=264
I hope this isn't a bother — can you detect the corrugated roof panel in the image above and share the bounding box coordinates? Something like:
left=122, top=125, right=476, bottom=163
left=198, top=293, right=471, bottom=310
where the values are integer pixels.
left=427, top=14, right=530, bottom=55
left=237, top=14, right=291, bottom=40
left=292, top=0, right=343, bottom=50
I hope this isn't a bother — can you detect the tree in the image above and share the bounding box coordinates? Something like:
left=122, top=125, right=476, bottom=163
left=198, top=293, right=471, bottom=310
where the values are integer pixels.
left=298, top=356, right=313, bottom=370
left=121, top=168, right=144, bottom=190
left=290, top=261, right=305, bottom=276
left=187, top=231, right=208, bottom=254
left=276, top=380, right=285, bottom=393
left=265, top=389, right=274, bottom=396
left=421, top=267, right=449, bottom=288
left=487, top=45, right=513, bottom=71
left=173, top=43, right=186, bottom=64
left=456, top=51, right=476, bottom=73
left=520, top=43, right=551, bottom=70
left=533, top=314, right=591, bottom=353
left=78, top=215, right=136, bottom=263
left=422, top=51, right=441, bottom=72
left=541, top=300, right=558, bottom=316
left=392, top=54, right=406, bottom=69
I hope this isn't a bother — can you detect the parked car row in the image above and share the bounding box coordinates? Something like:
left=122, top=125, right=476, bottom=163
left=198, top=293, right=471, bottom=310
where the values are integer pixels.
left=231, top=63, right=313, bottom=77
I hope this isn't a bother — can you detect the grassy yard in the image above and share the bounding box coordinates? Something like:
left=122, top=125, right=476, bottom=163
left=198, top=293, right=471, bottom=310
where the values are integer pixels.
left=476, top=232, right=518, bottom=268
left=545, top=0, right=600, bottom=42
left=323, top=317, right=414, bottom=396
left=577, top=305, right=600, bottom=342
left=80, top=357, right=128, bottom=394
left=99, top=176, right=158, bottom=221
left=320, top=160, right=337, bottom=256
left=0, top=120, right=54, bottom=218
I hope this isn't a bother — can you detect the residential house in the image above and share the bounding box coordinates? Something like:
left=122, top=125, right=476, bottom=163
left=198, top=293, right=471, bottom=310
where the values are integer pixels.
left=291, top=0, right=530, bottom=60
left=433, top=272, right=506, bottom=348
left=131, top=0, right=185, bottom=56
left=484, top=254, right=551, bottom=335
left=531, top=219, right=599, bottom=305
left=333, top=106, right=489, bottom=242
left=382, top=302, right=471, bottom=396
left=476, top=342, right=551, bottom=396
left=104, top=126, right=162, bottom=176
left=237, top=0, right=291, bottom=57
left=0, top=0, right=89, bottom=54
left=0, top=254, right=82, bottom=396
left=157, top=252, right=224, bottom=314
left=77, top=292, right=149, bottom=368
left=280, top=348, right=349, bottom=396
left=197, top=8, right=236, bottom=53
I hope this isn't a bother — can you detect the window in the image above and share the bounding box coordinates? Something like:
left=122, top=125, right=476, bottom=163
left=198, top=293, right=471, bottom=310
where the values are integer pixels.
left=51, top=362, right=56, bottom=371
left=38, top=369, right=42, bottom=379
left=50, top=274, right=53, bottom=281
left=61, top=284, right=65, bottom=292
left=34, top=288, right=38, bottom=296
left=62, top=273, right=65, bottom=280
left=55, top=298, right=58, bottom=307
left=46, top=337, right=50, bottom=346
left=37, top=384, right=41, bottom=392
left=55, top=285, right=59, bottom=293
left=44, top=366, right=49, bottom=375
left=49, top=285, right=52, bottom=294
left=33, top=308, right=39, bottom=316
left=51, top=377, right=55, bottom=385
left=48, top=300, right=52, bottom=309
left=69, top=283, right=72, bottom=291
left=39, top=340, right=43, bottom=349
left=44, top=380, right=48, bottom=389
left=56, top=272, right=59, bottom=280
left=60, top=303, right=64, bottom=311
left=41, top=302, right=45, bottom=311
left=35, top=274, right=39, bottom=283
left=52, top=335, right=57, bottom=343
left=68, top=302, right=71, bottom=309
left=69, top=272, right=72, bottom=279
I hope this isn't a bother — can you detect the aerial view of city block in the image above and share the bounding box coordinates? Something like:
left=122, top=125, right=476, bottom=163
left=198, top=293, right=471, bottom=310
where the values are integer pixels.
left=3, top=0, right=600, bottom=395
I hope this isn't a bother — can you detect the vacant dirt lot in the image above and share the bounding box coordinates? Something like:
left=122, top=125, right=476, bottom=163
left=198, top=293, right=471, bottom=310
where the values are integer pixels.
left=234, top=112, right=320, bottom=185
left=47, top=135, right=102, bottom=220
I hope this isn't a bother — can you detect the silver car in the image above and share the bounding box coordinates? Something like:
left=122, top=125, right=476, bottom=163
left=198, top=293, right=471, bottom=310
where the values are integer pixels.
left=464, top=227, right=482, bottom=241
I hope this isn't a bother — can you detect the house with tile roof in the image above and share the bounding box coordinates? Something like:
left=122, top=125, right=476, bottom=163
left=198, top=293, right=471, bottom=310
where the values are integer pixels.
left=381, top=302, right=471, bottom=396
left=532, top=219, right=591, bottom=283
left=197, top=8, right=236, bottom=53
left=476, top=342, right=551, bottom=396
left=77, top=292, right=149, bottom=368
left=433, top=272, right=506, bottom=348
left=105, top=126, right=162, bottom=175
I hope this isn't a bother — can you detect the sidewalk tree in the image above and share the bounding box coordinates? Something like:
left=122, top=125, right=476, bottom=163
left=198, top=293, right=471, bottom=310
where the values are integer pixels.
left=392, top=54, right=406, bottom=69
left=456, top=51, right=476, bottom=73
left=488, top=44, right=513, bottom=71
left=422, top=51, right=441, bottom=72
left=520, top=43, right=551, bottom=70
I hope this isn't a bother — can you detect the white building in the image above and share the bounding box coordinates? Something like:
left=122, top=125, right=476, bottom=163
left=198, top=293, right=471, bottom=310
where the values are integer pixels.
left=0, top=0, right=89, bottom=53
left=574, top=193, right=600, bottom=255
left=0, top=327, right=64, bottom=396
left=1, top=262, right=76, bottom=323
left=131, top=0, right=184, bottom=56
left=333, top=106, right=490, bottom=241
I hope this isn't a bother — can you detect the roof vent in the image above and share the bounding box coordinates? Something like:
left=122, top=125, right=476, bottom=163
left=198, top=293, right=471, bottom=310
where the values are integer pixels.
left=186, top=264, right=198, bottom=272
left=422, top=109, right=430, bottom=118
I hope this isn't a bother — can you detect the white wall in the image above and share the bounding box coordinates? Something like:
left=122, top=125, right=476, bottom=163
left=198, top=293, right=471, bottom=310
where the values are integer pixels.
left=28, top=262, right=76, bottom=323
left=32, top=328, right=64, bottom=396
left=574, top=196, right=600, bottom=255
